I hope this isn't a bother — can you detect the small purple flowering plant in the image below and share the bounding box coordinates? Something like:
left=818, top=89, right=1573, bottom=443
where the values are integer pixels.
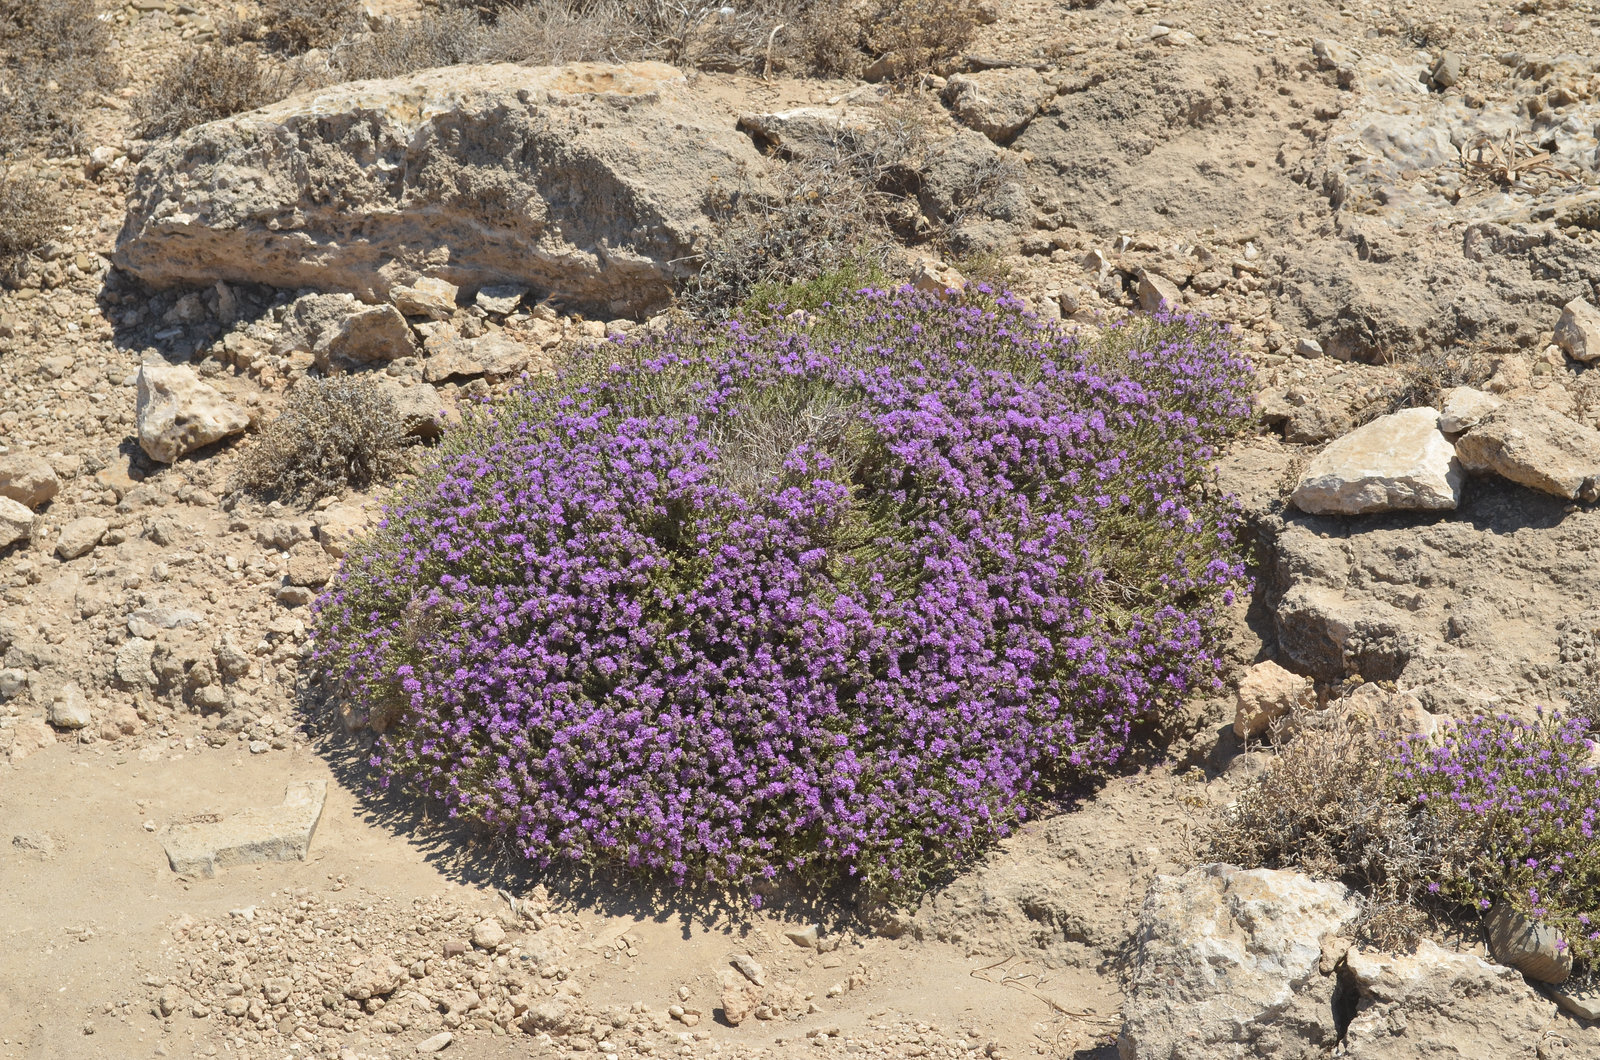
left=310, top=288, right=1253, bottom=895
left=1394, top=711, right=1600, bottom=963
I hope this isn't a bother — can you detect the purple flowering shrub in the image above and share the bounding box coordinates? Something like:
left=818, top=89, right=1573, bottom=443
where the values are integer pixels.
left=1394, top=712, right=1600, bottom=963
left=311, top=289, right=1252, bottom=894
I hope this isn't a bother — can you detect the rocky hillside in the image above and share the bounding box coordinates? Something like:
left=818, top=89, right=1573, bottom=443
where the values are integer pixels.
left=4, top=0, right=1600, bottom=1058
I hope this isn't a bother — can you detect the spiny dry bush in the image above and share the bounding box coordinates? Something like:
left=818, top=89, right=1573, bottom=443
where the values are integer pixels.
left=312, top=294, right=1253, bottom=898
left=0, top=0, right=116, bottom=157
left=257, top=0, right=368, bottom=55
left=0, top=175, right=60, bottom=276
left=1206, top=710, right=1600, bottom=965
left=233, top=375, right=407, bottom=505
left=132, top=44, right=298, bottom=140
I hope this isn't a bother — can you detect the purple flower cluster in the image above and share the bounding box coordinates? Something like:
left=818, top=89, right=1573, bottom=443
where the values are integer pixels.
left=311, top=289, right=1252, bottom=892
left=1395, top=711, right=1600, bottom=960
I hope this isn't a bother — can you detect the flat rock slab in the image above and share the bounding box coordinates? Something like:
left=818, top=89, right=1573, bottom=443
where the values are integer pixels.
left=161, top=780, right=327, bottom=877
left=1454, top=399, right=1600, bottom=501
left=1291, top=407, right=1462, bottom=514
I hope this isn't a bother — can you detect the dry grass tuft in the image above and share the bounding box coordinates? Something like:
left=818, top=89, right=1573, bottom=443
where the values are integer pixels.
left=132, top=44, right=299, bottom=140
left=0, top=0, right=116, bottom=158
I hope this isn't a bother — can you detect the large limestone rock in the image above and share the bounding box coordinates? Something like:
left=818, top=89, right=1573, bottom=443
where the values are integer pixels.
left=1341, top=941, right=1556, bottom=1059
left=1454, top=400, right=1600, bottom=501
left=116, top=63, right=771, bottom=318
left=1118, top=864, right=1359, bottom=1059
left=1291, top=408, right=1462, bottom=515
left=136, top=364, right=252, bottom=464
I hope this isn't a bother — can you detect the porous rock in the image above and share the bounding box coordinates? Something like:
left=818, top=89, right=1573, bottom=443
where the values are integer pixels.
left=719, top=969, right=763, bottom=1026
left=0, top=453, right=60, bottom=510
left=1118, top=864, right=1358, bottom=1059
left=1290, top=408, right=1462, bottom=514
left=116, top=63, right=771, bottom=318
left=1454, top=400, right=1600, bottom=501
left=135, top=363, right=251, bottom=464
left=1341, top=941, right=1556, bottom=1059
left=392, top=276, right=459, bottom=320
left=1233, top=659, right=1313, bottom=738
left=46, top=683, right=92, bottom=730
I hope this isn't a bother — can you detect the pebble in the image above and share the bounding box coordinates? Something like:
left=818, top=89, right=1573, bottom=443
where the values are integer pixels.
left=416, top=1031, right=454, bottom=1053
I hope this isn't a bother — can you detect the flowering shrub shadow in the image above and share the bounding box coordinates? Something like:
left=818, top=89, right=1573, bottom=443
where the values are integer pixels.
left=312, top=289, right=1252, bottom=898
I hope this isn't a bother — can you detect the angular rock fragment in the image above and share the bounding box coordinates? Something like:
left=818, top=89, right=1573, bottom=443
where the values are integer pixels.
left=55, top=515, right=108, bottom=560
left=1233, top=659, right=1313, bottom=738
left=136, top=363, right=251, bottom=464
left=1554, top=296, right=1600, bottom=363
left=0, top=496, right=32, bottom=549
left=1484, top=903, right=1571, bottom=984
left=942, top=68, right=1053, bottom=143
left=1438, top=385, right=1503, bottom=434
left=159, top=780, right=327, bottom=877
left=0, top=453, right=60, bottom=509
left=1454, top=400, right=1600, bottom=501
left=392, top=276, right=459, bottom=321
left=1291, top=407, right=1462, bottom=514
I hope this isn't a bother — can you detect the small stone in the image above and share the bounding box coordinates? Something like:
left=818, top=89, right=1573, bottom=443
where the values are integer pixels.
left=471, top=918, right=506, bottom=950
left=911, top=260, right=966, bottom=296
left=1438, top=386, right=1503, bottom=434
left=1551, top=980, right=1600, bottom=1020
left=1138, top=272, right=1183, bottom=313
left=1430, top=51, right=1464, bottom=89
left=1291, top=408, right=1462, bottom=514
left=783, top=925, right=820, bottom=948
left=0, top=496, right=32, bottom=549
left=0, top=668, right=28, bottom=699
left=393, top=276, right=460, bottom=320
left=1556, top=298, right=1600, bottom=362
left=1293, top=337, right=1323, bottom=359
left=222, top=997, right=248, bottom=1017
left=55, top=515, right=108, bottom=560
left=1484, top=903, right=1571, bottom=984
left=442, top=940, right=468, bottom=958
left=1232, top=660, right=1312, bottom=739
left=719, top=970, right=762, bottom=1026
left=415, top=1031, right=453, bottom=1053
left=344, top=953, right=408, bottom=1000
left=729, top=954, right=765, bottom=985
left=0, top=453, right=61, bottom=509
left=47, top=683, right=93, bottom=730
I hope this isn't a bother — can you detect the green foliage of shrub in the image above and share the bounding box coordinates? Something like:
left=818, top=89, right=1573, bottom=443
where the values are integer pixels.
left=233, top=375, right=407, bottom=505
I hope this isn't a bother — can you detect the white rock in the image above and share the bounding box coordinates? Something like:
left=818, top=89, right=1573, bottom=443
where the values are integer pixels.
left=136, top=363, right=251, bottom=464
left=415, top=1031, right=453, bottom=1053
left=1291, top=407, right=1462, bottom=514
left=1438, top=385, right=1503, bottom=434
left=1119, top=864, right=1359, bottom=1059
left=1137, top=271, right=1183, bottom=313
left=475, top=284, right=528, bottom=316
left=1554, top=296, right=1600, bottom=362
left=0, top=495, right=33, bottom=549
left=471, top=918, right=506, bottom=950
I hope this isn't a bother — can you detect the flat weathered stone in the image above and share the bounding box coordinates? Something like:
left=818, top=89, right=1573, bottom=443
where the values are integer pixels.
left=160, top=780, right=327, bottom=877
left=1291, top=407, right=1462, bottom=514
left=116, top=63, right=771, bottom=318
left=1137, top=271, right=1183, bottom=313
left=1438, top=385, right=1503, bottom=434
left=1455, top=399, right=1600, bottom=501
left=423, top=332, right=541, bottom=382
left=392, top=276, right=459, bottom=321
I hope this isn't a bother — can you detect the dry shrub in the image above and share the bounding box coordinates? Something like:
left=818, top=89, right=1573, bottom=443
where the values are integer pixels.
left=0, top=0, right=116, bottom=157
left=133, top=44, right=299, bottom=140
left=258, top=0, right=368, bottom=54
left=0, top=175, right=60, bottom=275
left=1200, top=719, right=1466, bottom=950
left=234, top=376, right=407, bottom=504
left=860, top=0, right=975, bottom=78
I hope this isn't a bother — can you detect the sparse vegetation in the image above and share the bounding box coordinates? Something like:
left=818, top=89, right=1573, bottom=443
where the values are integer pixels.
left=233, top=375, right=407, bottom=505
left=1205, top=709, right=1600, bottom=966
left=0, top=175, right=60, bottom=278
left=0, top=0, right=116, bottom=158
left=132, top=43, right=298, bottom=141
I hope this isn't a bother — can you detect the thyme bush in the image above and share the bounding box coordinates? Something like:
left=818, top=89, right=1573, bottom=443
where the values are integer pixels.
left=313, top=290, right=1252, bottom=894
